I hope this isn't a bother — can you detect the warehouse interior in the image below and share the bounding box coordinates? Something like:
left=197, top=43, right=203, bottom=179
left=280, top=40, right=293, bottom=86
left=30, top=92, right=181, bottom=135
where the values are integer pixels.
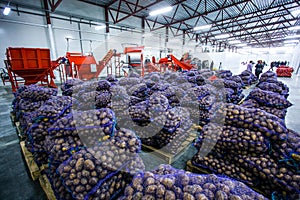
left=0, top=0, right=300, bottom=200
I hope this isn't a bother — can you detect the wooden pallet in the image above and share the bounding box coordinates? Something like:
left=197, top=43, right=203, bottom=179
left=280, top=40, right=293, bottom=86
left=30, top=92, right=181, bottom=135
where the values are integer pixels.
left=142, top=131, right=197, bottom=164
left=185, top=160, right=212, bottom=174
left=15, top=122, right=26, bottom=140
left=39, top=174, right=57, bottom=200
left=20, top=141, right=41, bottom=181
left=10, top=112, right=17, bottom=125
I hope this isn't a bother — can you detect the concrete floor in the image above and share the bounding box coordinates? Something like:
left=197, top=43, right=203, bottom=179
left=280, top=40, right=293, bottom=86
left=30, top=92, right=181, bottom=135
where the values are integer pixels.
left=0, top=74, right=299, bottom=199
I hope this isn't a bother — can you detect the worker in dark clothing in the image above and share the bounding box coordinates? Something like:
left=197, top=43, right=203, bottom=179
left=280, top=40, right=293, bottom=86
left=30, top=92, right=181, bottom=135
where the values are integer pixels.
left=255, top=60, right=264, bottom=78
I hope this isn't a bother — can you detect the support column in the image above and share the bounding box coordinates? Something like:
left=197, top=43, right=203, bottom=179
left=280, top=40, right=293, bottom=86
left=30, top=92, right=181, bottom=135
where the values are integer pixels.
left=78, top=21, right=83, bottom=54
left=43, top=0, right=57, bottom=59
left=141, top=17, right=145, bottom=46
left=48, top=24, right=57, bottom=58
left=165, top=27, right=169, bottom=52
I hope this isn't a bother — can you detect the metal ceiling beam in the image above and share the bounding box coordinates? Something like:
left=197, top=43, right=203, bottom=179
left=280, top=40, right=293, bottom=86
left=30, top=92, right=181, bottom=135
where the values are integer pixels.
left=150, top=0, right=251, bottom=31
left=113, top=0, right=164, bottom=24
left=47, top=0, right=62, bottom=12
left=212, top=18, right=296, bottom=36
left=186, top=3, right=299, bottom=32
left=78, top=0, right=105, bottom=7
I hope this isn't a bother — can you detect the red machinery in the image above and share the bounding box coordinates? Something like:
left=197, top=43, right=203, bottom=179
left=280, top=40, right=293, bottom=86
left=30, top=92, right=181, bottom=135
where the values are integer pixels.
left=57, top=49, right=121, bottom=81
left=124, top=46, right=145, bottom=76
left=158, top=54, right=193, bottom=72
left=276, top=65, right=294, bottom=77
left=4, top=47, right=58, bottom=92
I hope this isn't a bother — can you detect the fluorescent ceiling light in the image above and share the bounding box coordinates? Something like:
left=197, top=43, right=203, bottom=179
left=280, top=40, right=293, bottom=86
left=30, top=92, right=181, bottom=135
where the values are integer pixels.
left=193, top=24, right=212, bottom=31
left=283, top=39, right=299, bottom=43
left=285, top=35, right=300, bottom=39
left=3, top=6, right=11, bottom=15
left=284, top=43, right=296, bottom=47
left=149, top=6, right=172, bottom=16
left=95, top=25, right=105, bottom=30
left=228, top=40, right=241, bottom=44
left=236, top=43, right=247, bottom=47
left=288, top=26, right=300, bottom=31
left=215, top=34, right=230, bottom=39
left=291, top=9, right=300, bottom=16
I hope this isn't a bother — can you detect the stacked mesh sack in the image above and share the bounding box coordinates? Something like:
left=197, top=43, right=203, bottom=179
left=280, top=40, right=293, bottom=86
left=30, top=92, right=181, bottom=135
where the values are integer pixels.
left=44, top=107, right=117, bottom=200
left=224, top=75, right=245, bottom=104
left=181, top=83, right=225, bottom=127
left=241, top=88, right=292, bottom=120
left=11, top=85, right=58, bottom=131
left=242, top=71, right=292, bottom=120
left=25, top=95, right=74, bottom=165
left=61, top=78, right=84, bottom=96
left=239, top=70, right=258, bottom=86
left=257, top=71, right=289, bottom=97
left=115, top=72, right=196, bottom=155
left=192, top=103, right=299, bottom=199
left=183, top=70, right=206, bottom=86
left=119, top=164, right=267, bottom=200
left=215, top=69, right=233, bottom=79
left=56, top=128, right=145, bottom=200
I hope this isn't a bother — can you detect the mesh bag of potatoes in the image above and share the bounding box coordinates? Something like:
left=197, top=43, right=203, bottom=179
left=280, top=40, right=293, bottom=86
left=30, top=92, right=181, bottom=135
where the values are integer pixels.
left=257, top=81, right=284, bottom=95
left=96, top=80, right=111, bottom=92
left=119, top=164, right=267, bottom=200
left=57, top=128, right=145, bottom=200
left=247, top=88, right=292, bottom=109
left=239, top=70, right=258, bottom=86
left=239, top=154, right=299, bottom=199
left=213, top=103, right=288, bottom=142
left=12, top=85, right=57, bottom=120
left=215, top=69, right=233, bottom=78
left=15, top=84, right=58, bottom=102
left=194, top=123, right=270, bottom=156
left=241, top=99, right=287, bottom=120
left=271, top=129, right=300, bottom=172
left=48, top=108, right=116, bottom=147
left=127, top=83, right=149, bottom=100
left=95, top=91, right=112, bottom=109
left=24, top=96, right=75, bottom=165
left=61, top=78, right=84, bottom=96
left=30, top=95, right=74, bottom=123
left=46, top=135, right=84, bottom=170
left=192, top=150, right=299, bottom=199
left=191, top=151, right=260, bottom=187
left=72, top=90, right=99, bottom=111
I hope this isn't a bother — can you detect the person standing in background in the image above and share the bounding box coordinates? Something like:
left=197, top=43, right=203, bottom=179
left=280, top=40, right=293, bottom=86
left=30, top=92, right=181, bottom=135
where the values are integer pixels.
left=255, top=60, right=264, bottom=78
left=247, top=61, right=255, bottom=72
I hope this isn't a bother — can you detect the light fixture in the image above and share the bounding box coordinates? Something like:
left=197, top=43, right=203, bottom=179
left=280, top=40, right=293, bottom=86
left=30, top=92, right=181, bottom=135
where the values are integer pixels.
left=193, top=24, right=212, bottom=31
left=215, top=33, right=230, bottom=39
left=291, top=9, right=300, bottom=16
left=95, top=25, right=105, bottom=30
left=236, top=43, right=247, bottom=47
left=228, top=40, right=241, bottom=44
left=288, top=26, right=300, bottom=31
left=284, top=43, right=297, bottom=47
left=283, top=39, right=299, bottom=43
left=3, top=6, right=11, bottom=16
left=149, top=6, right=172, bottom=16
left=285, top=35, right=300, bottom=39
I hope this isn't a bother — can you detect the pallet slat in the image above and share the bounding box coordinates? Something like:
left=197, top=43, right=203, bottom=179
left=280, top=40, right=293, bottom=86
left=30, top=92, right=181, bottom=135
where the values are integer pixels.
left=142, top=131, right=197, bottom=164
left=10, top=112, right=16, bottom=125
left=20, top=141, right=41, bottom=180
left=15, top=122, right=26, bottom=140
left=185, top=160, right=211, bottom=174
left=39, top=174, right=57, bottom=200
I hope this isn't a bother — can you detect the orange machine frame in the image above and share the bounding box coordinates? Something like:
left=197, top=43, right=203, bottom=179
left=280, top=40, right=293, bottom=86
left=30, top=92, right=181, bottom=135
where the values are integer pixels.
left=5, top=47, right=58, bottom=92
